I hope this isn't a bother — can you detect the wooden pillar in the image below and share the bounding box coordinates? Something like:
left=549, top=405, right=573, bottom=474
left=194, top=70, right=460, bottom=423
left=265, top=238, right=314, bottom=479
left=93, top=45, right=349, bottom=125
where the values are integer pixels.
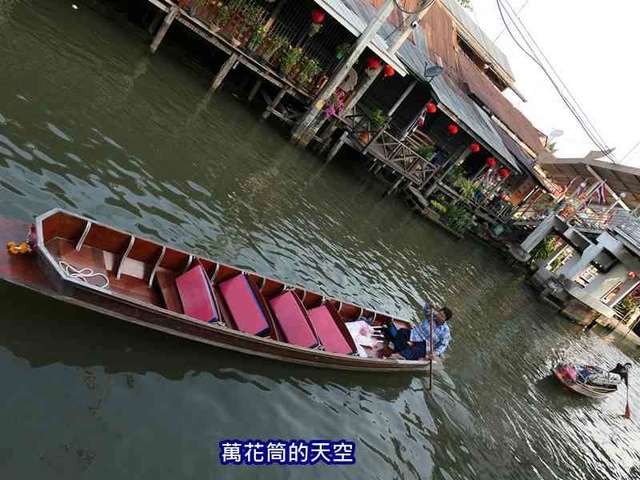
left=263, top=0, right=287, bottom=33
left=326, top=132, right=348, bottom=162
left=262, top=88, right=287, bottom=119
left=150, top=6, right=179, bottom=54
left=211, top=53, right=239, bottom=92
left=291, top=0, right=396, bottom=146
left=387, top=80, right=417, bottom=117
left=247, top=79, right=263, bottom=103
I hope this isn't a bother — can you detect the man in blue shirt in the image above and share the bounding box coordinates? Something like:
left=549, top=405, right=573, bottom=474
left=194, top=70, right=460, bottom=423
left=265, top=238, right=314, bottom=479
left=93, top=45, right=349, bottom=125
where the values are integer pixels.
left=386, top=300, right=452, bottom=361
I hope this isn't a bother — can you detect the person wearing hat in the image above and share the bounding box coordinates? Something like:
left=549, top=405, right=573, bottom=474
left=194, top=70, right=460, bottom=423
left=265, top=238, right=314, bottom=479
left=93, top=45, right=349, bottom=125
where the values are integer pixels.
left=385, top=298, right=452, bottom=361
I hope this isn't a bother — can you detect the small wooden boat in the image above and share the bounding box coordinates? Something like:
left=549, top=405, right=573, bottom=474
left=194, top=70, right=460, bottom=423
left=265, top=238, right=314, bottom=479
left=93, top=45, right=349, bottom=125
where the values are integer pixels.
left=552, top=363, right=622, bottom=398
left=0, top=209, right=431, bottom=372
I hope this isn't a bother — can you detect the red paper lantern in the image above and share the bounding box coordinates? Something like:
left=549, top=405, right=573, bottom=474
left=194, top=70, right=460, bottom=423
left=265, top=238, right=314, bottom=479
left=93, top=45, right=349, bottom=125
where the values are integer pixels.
left=469, top=142, right=481, bottom=153
left=367, top=56, right=381, bottom=70
left=447, top=124, right=458, bottom=135
left=630, top=271, right=638, bottom=280
left=498, top=168, right=510, bottom=179
left=426, top=102, right=437, bottom=114
left=486, top=157, right=497, bottom=168
left=311, top=9, right=325, bottom=24
left=383, top=65, right=395, bottom=77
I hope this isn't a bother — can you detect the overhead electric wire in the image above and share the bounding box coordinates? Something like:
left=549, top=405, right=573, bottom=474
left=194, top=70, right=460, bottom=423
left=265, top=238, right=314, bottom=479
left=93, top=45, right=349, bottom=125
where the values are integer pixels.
left=499, top=0, right=615, bottom=161
left=494, top=0, right=617, bottom=161
left=496, top=0, right=612, bottom=157
left=497, top=0, right=616, bottom=161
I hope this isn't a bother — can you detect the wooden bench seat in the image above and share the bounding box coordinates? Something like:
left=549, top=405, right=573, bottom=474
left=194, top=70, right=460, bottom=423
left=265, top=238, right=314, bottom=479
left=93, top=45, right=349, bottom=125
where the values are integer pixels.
left=218, top=274, right=270, bottom=337
left=307, top=304, right=356, bottom=355
left=269, top=291, right=320, bottom=349
left=175, top=265, right=219, bottom=323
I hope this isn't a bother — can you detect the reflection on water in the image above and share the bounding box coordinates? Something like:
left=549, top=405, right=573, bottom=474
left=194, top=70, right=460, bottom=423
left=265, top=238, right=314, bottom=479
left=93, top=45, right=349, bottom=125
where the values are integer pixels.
left=0, top=1, right=639, bottom=479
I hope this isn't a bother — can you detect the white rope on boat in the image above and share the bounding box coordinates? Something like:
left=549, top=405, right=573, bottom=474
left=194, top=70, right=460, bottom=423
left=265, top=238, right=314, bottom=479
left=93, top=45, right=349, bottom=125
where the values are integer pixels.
left=58, top=260, right=109, bottom=289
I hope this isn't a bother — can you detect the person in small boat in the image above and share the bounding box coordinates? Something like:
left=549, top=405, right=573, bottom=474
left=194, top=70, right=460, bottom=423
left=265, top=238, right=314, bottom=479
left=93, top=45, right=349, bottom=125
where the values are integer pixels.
left=385, top=299, right=452, bottom=360
left=610, top=362, right=632, bottom=386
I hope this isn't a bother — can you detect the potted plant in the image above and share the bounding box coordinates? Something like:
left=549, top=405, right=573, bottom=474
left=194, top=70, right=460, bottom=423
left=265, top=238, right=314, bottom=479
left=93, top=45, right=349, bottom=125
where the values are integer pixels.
left=280, top=46, right=303, bottom=77
left=453, top=177, right=477, bottom=202
left=445, top=204, right=474, bottom=234
left=296, top=57, right=321, bottom=87
left=360, top=108, right=387, bottom=143
left=417, top=145, right=434, bottom=160
left=214, top=3, right=231, bottom=33
left=247, top=25, right=266, bottom=54
left=187, top=0, right=207, bottom=17
left=261, top=35, right=287, bottom=64
left=371, top=108, right=387, bottom=131
left=335, top=42, right=351, bottom=60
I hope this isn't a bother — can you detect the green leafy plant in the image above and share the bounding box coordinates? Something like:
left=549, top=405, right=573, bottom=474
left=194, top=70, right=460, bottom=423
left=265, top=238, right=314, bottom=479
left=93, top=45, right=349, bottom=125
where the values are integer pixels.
left=280, top=46, right=303, bottom=76
left=530, top=237, right=556, bottom=260
left=247, top=25, right=266, bottom=51
left=296, top=57, right=321, bottom=85
left=262, top=35, right=288, bottom=62
left=417, top=145, right=434, bottom=160
left=445, top=203, right=474, bottom=233
left=618, top=295, right=639, bottom=317
left=215, top=4, right=231, bottom=26
left=429, top=200, right=447, bottom=215
left=370, top=108, right=387, bottom=131
left=453, top=176, right=477, bottom=202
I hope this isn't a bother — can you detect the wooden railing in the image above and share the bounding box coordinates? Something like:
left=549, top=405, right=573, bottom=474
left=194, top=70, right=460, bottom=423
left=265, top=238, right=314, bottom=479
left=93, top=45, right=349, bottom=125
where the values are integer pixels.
left=335, top=108, right=439, bottom=187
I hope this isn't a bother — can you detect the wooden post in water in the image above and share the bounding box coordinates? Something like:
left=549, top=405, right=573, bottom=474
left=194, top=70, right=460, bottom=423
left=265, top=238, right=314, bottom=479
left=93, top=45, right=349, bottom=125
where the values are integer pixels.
left=211, top=53, right=240, bottom=92
left=262, top=88, right=287, bottom=119
left=149, top=6, right=179, bottom=54
left=326, top=131, right=348, bottom=162
left=247, top=79, right=263, bottom=103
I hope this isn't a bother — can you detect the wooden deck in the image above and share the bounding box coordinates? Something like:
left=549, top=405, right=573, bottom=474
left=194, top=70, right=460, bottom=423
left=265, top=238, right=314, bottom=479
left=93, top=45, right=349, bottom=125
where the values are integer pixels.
left=147, top=0, right=311, bottom=106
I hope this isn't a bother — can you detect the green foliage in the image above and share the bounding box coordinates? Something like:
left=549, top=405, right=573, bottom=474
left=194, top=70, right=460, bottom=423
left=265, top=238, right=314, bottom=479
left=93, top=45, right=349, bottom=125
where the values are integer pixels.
left=215, top=4, right=231, bottom=25
left=618, top=295, right=639, bottom=317
left=453, top=176, right=477, bottom=202
left=262, top=34, right=288, bottom=62
left=280, top=46, right=303, bottom=76
left=445, top=203, right=474, bottom=233
left=530, top=237, right=555, bottom=260
left=429, top=200, right=447, bottom=215
left=247, top=25, right=266, bottom=50
left=296, top=57, right=321, bottom=85
left=417, top=145, right=434, bottom=160
left=370, top=108, right=387, bottom=131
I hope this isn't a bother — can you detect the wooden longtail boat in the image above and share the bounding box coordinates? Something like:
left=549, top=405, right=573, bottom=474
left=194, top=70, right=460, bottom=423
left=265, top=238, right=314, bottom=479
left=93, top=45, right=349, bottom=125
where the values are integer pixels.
left=0, top=209, right=431, bottom=372
left=553, top=364, right=621, bottom=398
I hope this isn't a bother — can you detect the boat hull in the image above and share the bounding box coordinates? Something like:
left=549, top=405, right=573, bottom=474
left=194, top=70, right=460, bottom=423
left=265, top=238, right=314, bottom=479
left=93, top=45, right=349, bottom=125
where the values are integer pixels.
left=552, top=364, right=618, bottom=398
left=1, top=217, right=430, bottom=373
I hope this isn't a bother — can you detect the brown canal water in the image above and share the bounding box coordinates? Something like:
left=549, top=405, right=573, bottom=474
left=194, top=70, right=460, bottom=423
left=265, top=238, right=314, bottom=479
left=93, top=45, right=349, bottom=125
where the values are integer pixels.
left=1, top=1, right=639, bottom=478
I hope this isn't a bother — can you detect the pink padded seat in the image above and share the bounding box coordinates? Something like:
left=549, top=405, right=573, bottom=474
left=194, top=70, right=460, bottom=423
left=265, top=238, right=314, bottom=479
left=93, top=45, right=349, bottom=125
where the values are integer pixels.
left=269, top=291, right=319, bottom=348
left=219, top=274, right=270, bottom=337
left=307, top=305, right=354, bottom=355
left=175, top=265, right=219, bottom=323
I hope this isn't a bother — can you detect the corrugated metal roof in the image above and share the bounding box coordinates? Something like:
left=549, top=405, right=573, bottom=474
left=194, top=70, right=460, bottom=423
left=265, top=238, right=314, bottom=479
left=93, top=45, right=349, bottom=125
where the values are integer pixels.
left=315, top=0, right=408, bottom=75
left=395, top=37, right=521, bottom=173
left=439, top=0, right=514, bottom=81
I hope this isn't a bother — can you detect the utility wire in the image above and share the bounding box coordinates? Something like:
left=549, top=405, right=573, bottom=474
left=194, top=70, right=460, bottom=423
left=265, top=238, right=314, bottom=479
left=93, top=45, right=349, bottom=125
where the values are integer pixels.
left=493, top=0, right=529, bottom=43
left=620, top=139, right=640, bottom=164
left=499, top=0, right=614, bottom=158
left=495, top=0, right=616, bottom=161
left=497, top=0, right=615, bottom=161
